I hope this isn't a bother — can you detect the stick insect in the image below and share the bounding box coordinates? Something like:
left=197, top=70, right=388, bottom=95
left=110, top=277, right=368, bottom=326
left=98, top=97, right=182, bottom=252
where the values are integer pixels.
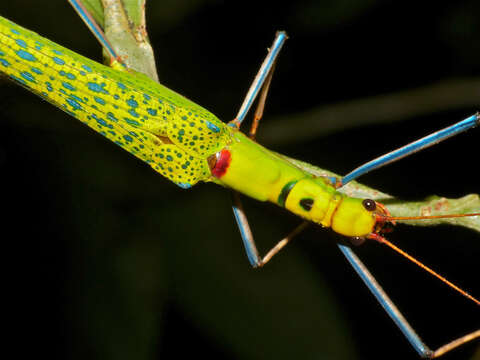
left=0, top=1, right=478, bottom=358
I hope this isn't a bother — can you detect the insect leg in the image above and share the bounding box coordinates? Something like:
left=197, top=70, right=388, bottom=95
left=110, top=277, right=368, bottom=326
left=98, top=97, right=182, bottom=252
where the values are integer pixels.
left=68, top=0, right=122, bottom=64
left=230, top=68, right=298, bottom=264
left=338, top=243, right=480, bottom=358
left=336, top=113, right=479, bottom=188
left=228, top=31, right=300, bottom=266
left=231, top=191, right=308, bottom=267
left=229, top=31, right=287, bottom=129
left=248, top=61, right=277, bottom=139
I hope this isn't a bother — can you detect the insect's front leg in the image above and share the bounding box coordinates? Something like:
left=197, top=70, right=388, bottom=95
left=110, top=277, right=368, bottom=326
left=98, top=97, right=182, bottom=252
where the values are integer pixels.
left=339, top=243, right=480, bottom=358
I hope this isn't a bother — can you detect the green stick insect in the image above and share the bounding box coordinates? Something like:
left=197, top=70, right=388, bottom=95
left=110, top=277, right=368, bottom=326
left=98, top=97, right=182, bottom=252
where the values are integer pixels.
left=0, top=2, right=479, bottom=358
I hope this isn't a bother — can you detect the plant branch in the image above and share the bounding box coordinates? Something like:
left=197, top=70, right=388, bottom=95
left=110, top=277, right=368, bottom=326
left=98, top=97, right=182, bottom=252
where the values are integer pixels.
left=78, top=1, right=480, bottom=233
left=281, top=155, right=480, bottom=232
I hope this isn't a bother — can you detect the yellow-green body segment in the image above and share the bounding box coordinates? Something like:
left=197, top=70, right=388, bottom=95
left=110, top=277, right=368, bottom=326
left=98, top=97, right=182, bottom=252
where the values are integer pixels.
left=0, top=15, right=376, bottom=238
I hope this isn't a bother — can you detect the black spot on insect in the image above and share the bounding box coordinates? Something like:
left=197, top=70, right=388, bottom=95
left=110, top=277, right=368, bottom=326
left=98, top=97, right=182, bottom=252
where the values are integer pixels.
left=350, top=236, right=366, bottom=246
left=362, top=199, right=376, bottom=211
left=299, top=198, right=314, bottom=211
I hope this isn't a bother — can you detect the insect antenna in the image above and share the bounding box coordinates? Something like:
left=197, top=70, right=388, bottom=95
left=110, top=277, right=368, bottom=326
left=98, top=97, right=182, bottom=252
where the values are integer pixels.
left=381, top=213, right=480, bottom=221
left=368, top=233, right=480, bottom=306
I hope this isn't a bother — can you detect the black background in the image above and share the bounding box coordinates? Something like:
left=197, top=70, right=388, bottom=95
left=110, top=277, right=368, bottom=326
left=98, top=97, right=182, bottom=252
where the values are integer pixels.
left=0, top=1, right=479, bottom=359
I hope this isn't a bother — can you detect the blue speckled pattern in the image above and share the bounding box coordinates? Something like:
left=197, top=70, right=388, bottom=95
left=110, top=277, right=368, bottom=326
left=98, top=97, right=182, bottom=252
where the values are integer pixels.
left=0, top=15, right=230, bottom=188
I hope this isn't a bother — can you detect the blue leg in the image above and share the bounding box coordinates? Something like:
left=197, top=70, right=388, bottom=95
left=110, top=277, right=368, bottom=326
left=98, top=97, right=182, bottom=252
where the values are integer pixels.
left=337, top=113, right=479, bottom=187
left=68, top=0, right=121, bottom=63
left=232, top=191, right=308, bottom=267
left=231, top=192, right=307, bottom=267
left=229, top=32, right=302, bottom=266
left=231, top=192, right=260, bottom=266
left=229, top=31, right=287, bottom=128
left=229, top=32, right=479, bottom=356
left=338, top=243, right=480, bottom=358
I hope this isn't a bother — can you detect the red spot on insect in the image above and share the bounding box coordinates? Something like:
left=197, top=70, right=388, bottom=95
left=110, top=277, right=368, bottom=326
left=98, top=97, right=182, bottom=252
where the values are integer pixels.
left=210, top=149, right=231, bottom=178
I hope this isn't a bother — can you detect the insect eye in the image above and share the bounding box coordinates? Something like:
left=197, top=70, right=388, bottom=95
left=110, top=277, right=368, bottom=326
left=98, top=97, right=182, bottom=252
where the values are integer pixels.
left=350, top=236, right=366, bottom=246
left=362, top=199, right=376, bottom=211
left=299, top=198, right=314, bottom=211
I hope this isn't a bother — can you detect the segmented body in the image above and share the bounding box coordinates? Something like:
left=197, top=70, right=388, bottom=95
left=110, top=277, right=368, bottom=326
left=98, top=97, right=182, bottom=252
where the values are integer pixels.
left=0, top=15, right=376, bottom=237
left=0, top=15, right=229, bottom=189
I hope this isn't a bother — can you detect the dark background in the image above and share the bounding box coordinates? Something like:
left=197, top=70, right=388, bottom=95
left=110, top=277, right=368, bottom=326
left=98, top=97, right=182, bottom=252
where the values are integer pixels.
left=0, top=1, right=479, bottom=359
